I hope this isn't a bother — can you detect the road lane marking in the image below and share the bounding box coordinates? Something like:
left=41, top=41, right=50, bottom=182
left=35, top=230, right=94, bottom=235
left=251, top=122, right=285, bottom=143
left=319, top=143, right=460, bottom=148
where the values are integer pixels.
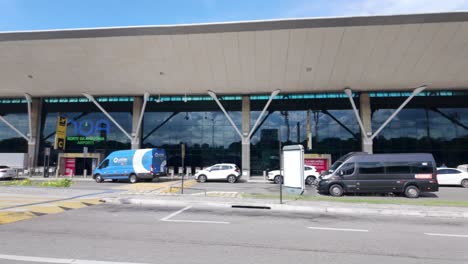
left=307, top=227, right=369, bottom=232
left=160, top=206, right=192, bottom=221
left=0, top=253, right=150, bottom=264
left=160, top=206, right=230, bottom=224
left=165, top=219, right=230, bottom=224
left=425, top=233, right=468, bottom=238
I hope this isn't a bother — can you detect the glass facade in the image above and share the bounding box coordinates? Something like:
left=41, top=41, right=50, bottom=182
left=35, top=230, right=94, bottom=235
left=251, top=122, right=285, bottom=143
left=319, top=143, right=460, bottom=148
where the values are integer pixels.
left=142, top=111, right=241, bottom=168
left=373, top=107, right=468, bottom=167
left=249, top=110, right=360, bottom=174
left=0, top=113, right=28, bottom=153
left=0, top=91, right=467, bottom=174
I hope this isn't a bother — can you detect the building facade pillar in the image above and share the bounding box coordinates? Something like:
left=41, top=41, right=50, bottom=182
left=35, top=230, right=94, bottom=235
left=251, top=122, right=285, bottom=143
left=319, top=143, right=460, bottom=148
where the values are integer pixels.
left=359, top=93, right=373, bottom=154
left=131, top=96, right=143, bottom=149
left=28, top=98, right=42, bottom=169
left=241, top=95, right=250, bottom=179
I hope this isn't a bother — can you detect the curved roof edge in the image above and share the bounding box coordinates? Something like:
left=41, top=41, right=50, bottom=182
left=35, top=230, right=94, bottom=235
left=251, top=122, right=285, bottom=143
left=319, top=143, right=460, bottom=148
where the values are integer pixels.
left=2, top=11, right=468, bottom=42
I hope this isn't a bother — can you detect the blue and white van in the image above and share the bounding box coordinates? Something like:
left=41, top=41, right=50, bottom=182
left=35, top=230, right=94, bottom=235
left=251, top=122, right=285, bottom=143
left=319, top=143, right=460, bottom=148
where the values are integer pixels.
left=93, top=148, right=167, bottom=183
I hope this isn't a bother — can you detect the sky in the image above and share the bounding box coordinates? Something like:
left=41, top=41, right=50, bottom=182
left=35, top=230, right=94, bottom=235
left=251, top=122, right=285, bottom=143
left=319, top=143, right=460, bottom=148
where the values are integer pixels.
left=1, top=0, right=468, bottom=32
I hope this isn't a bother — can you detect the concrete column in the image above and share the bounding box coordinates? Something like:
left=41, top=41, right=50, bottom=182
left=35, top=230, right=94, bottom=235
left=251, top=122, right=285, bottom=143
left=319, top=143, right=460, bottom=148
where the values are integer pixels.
left=241, top=95, right=250, bottom=179
left=131, top=96, right=143, bottom=149
left=28, top=98, right=42, bottom=169
left=359, top=93, right=373, bottom=154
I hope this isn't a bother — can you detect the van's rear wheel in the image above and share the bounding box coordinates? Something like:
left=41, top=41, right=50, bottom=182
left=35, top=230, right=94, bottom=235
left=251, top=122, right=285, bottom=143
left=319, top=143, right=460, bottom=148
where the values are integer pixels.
left=404, top=185, right=420, bottom=198
left=129, top=174, right=138, bottom=184
left=329, top=184, right=344, bottom=197
left=95, top=174, right=103, bottom=183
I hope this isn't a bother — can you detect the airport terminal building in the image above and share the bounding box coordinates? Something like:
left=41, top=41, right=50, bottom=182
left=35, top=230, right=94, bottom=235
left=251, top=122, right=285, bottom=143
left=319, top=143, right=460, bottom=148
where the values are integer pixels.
left=0, top=12, right=467, bottom=176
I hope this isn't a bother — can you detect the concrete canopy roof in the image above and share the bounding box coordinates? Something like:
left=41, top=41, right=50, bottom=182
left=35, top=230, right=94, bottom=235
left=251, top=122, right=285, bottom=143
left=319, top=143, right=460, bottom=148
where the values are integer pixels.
left=1, top=12, right=468, bottom=97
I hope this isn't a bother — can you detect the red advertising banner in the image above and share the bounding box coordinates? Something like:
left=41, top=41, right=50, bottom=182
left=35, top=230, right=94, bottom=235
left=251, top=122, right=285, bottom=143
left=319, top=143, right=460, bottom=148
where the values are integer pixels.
left=304, top=158, right=329, bottom=173
left=64, top=158, right=76, bottom=177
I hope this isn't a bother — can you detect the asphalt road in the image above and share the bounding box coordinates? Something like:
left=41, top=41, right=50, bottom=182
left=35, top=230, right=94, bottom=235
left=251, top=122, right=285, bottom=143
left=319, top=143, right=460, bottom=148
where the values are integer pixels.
left=0, top=203, right=467, bottom=264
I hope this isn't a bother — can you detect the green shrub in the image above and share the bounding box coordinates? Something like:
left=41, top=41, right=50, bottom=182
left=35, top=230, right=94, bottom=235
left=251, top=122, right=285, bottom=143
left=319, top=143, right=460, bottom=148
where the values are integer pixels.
left=1, top=179, right=33, bottom=186
left=38, top=179, right=74, bottom=188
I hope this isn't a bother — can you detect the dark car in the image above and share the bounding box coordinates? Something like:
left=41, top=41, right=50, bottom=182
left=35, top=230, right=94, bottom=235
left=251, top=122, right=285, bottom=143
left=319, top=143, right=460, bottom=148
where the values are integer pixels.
left=317, top=153, right=438, bottom=198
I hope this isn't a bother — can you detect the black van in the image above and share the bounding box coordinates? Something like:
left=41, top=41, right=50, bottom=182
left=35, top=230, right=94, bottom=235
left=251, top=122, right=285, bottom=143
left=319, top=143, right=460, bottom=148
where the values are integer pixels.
left=317, top=152, right=438, bottom=198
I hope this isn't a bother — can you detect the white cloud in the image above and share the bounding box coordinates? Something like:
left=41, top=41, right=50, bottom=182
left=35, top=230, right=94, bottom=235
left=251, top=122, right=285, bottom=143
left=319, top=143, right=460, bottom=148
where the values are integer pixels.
left=344, top=0, right=468, bottom=16
left=283, top=0, right=468, bottom=18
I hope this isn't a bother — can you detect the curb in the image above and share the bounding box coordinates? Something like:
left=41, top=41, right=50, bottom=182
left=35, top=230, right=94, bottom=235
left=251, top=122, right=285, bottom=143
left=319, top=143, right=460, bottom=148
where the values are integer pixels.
left=101, top=197, right=468, bottom=219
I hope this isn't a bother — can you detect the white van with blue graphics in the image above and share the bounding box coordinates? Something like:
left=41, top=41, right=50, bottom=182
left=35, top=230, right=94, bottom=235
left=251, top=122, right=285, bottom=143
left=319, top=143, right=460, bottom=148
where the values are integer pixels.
left=93, top=148, right=167, bottom=183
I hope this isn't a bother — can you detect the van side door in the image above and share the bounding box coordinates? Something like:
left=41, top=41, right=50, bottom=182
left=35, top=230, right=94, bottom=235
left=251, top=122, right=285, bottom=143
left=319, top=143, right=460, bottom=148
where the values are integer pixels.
left=98, top=159, right=111, bottom=178
left=339, top=163, right=357, bottom=192
left=357, top=162, right=385, bottom=193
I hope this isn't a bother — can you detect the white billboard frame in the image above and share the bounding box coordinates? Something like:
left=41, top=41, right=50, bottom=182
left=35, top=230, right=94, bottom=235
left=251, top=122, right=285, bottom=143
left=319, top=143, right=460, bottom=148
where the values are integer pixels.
left=282, top=145, right=304, bottom=194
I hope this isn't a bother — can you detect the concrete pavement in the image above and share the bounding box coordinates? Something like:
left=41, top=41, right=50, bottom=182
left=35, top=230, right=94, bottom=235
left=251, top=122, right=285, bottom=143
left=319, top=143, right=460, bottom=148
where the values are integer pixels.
left=102, top=194, right=468, bottom=219
left=0, top=203, right=467, bottom=264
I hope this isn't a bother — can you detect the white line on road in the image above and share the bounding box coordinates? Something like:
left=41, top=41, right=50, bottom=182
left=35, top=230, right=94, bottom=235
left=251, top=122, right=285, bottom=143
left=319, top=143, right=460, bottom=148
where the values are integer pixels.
left=164, top=219, right=230, bottom=224
left=160, top=206, right=230, bottom=224
left=424, top=233, right=468, bottom=238
left=307, top=226, right=369, bottom=232
left=160, top=206, right=192, bottom=221
left=0, top=253, right=149, bottom=264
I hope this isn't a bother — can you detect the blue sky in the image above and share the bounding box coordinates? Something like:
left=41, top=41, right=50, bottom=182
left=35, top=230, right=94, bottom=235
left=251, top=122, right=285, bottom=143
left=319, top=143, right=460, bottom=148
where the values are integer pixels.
left=1, top=0, right=468, bottom=31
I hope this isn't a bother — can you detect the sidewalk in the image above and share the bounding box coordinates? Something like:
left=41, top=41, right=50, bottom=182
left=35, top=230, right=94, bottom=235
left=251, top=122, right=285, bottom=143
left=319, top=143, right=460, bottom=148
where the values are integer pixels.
left=102, top=192, right=468, bottom=219
left=18, top=176, right=95, bottom=181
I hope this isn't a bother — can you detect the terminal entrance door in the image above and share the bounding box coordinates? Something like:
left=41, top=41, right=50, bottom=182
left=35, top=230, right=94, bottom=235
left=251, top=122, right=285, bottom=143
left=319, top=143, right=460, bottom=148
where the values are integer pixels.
left=56, top=153, right=103, bottom=177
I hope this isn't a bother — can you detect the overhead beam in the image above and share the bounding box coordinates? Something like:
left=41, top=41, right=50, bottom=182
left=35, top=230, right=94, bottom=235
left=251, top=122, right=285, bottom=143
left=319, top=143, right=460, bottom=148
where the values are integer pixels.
left=344, top=85, right=427, bottom=153
left=143, top=112, right=179, bottom=141
left=0, top=115, right=29, bottom=141
left=83, top=93, right=133, bottom=141
left=430, top=107, right=468, bottom=131
left=321, top=110, right=359, bottom=139
left=207, top=89, right=280, bottom=141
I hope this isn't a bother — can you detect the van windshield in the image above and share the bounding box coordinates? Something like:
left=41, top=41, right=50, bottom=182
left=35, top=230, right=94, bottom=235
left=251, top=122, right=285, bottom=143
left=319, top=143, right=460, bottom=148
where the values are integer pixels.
left=329, top=161, right=343, bottom=172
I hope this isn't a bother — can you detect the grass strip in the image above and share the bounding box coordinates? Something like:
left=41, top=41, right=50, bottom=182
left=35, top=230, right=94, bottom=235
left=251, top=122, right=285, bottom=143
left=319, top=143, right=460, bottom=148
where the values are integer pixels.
left=242, top=193, right=468, bottom=207
left=0, top=178, right=74, bottom=188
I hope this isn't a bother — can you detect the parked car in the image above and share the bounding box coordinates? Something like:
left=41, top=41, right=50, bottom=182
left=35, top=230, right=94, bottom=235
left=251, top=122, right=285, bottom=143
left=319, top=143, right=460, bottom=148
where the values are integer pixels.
left=194, top=164, right=241, bottom=183
left=437, top=168, right=468, bottom=188
left=316, top=152, right=439, bottom=198
left=0, top=165, right=16, bottom=180
left=267, top=165, right=320, bottom=185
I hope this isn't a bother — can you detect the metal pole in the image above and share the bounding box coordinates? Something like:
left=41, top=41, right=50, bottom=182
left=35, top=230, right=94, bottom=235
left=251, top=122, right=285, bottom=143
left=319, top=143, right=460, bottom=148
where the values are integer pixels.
left=279, top=128, right=282, bottom=204
left=0, top=115, right=29, bottom=141
left=247, top=89, right=280, bottom=139
left=207, top=90, right=243, bottom=139
left=181, top=143, right=185, bottom=194
left=83, top=93, right=132, bottom=140
left=370, top=86, right=426, bottom=140
left=344, top=88, right=368, bottom=139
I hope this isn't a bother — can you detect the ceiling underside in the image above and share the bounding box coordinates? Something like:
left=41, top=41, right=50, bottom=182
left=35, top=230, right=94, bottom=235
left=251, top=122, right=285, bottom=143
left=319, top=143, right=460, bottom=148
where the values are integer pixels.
left=1, top=12, right=468, bottom=97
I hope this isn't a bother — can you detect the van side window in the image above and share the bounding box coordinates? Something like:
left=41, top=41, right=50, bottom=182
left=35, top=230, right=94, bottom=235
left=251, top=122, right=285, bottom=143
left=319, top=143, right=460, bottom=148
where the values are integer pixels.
left=341, top=163, right=355, bottom=176
left=359, top=162, right=384, bottom=174
left=99, top=159, right=109, bottom=169
left=411, top=162, right=433, bottom=173
left=386, top=162, right=412, bottom=174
